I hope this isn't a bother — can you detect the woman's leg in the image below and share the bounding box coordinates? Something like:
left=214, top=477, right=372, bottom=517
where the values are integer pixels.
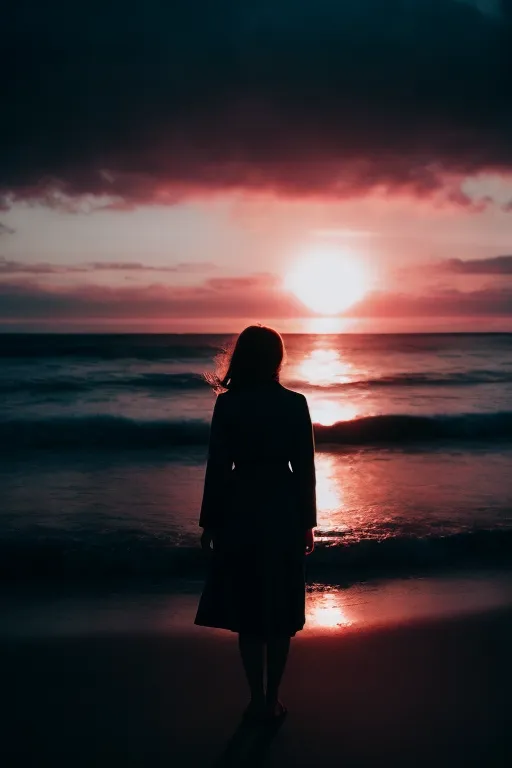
left=238, top=633, right=266, bottom=710
left=266, top=636, right=291, bottom=712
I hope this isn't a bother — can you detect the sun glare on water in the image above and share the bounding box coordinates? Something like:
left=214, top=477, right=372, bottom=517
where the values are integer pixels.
left=310, top=399, right=359, bottom=426
left=298, top=348, right=354, bottom=386
left=307, top=592, right=354, bottom=629
left=285, top=247, right=368, bottom=315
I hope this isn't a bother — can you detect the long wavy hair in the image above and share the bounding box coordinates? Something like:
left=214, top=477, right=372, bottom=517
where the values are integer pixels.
left=205, top=325, right=285, bottom=392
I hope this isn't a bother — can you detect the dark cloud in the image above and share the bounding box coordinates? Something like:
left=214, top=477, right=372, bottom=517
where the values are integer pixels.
left=87, top=261, right=216, bottom=273
left=350, top=287, right=512, bottom=317
left=0, top=259, right=85, bottom=275
left=0, top=258, right=215, bottom=275
left=1, top=1, right=511, bottom=208
left=441, top=255, right=512, bottom=274
left=0, top=274, right=303, bottom=321
left=0, top=224, right=15, bottom=236
left=1, top=274, right=511, bottom=324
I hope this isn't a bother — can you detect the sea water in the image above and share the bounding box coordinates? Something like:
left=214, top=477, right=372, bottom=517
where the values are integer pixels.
left=1, top=333, right=512, bottom=587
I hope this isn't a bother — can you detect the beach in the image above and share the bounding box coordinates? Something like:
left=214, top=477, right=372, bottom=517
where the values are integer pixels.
left=2, top=333, right=512, bottom=765
left=2, top=578, right=512, bottom=767
left=4, top=0, right=512, bottom=758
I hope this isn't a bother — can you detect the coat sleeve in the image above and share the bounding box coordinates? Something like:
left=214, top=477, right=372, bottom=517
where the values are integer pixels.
left=290, top=395, right=317, bottom=529
left=199, top=394, right=233, bottom=530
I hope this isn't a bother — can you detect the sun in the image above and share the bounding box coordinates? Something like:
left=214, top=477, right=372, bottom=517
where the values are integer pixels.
left=285, top=247, right=368, bottom=315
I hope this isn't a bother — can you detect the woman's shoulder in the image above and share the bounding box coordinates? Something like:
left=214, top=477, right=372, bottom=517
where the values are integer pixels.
left=218, top=382, right=306, bottom=405
left=215, top=390, right=231, bottom=405
left=212, top=390, right=230, bottom=411
left=275, top=383, right=307, bottom=404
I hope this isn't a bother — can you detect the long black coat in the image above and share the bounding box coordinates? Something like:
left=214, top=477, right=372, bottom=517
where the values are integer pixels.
left=195, top=381, right=317, bottom=637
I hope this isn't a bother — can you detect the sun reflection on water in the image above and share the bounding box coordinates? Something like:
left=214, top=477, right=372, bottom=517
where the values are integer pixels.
left=310, top=399, right=359, bottom=426
left=298, top=348, right=353, bottom=387
left=313, top=453, right=349, bottom=544
left=307, top=591, right=354, bottom=629
left=316, top=454, right=344, bottom=516
left=296, top=348, right=360, bottom=426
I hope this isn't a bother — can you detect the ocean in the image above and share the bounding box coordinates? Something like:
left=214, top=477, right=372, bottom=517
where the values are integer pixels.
left=1, top=332, right=512, bottom=589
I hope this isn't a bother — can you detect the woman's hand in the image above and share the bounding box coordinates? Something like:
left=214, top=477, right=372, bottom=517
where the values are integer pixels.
left=305, top=528, right=315, bottom=555
left=200, top=529, right=214, bottom=553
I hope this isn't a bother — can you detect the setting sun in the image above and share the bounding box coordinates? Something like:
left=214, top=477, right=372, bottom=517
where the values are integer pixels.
left=285, top=248, right=368, bottom=315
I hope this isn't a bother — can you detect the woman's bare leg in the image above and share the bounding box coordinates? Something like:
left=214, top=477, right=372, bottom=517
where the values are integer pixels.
left=266, top=636, right=290, bottom=714
left=238, top=633, right=266, bottom=713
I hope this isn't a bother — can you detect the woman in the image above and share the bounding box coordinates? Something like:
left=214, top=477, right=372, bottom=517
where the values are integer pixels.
left=195, top=325, right=316, bottom=722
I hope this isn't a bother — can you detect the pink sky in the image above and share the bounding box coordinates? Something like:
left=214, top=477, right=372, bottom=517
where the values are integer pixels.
left=1, top=0, right=511, bottom=331
left=1, top=179, right=512, bottom=332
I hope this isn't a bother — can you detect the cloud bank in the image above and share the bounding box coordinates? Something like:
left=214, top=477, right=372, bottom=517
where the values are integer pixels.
left=0, top=258, right=216, bottom=276
left=2, top=1, right=511, bottom=208
left=1, top=274, right=511, bottom=325
left=441, top=255, right=512, bottom=274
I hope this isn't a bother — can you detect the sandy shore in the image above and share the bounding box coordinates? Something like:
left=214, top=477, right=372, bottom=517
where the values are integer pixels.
left=2, top=606, right=512, bottom=767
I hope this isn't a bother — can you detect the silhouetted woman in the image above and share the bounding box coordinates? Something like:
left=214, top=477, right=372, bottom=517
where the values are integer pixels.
left=195, top=325, right=316, bottom=721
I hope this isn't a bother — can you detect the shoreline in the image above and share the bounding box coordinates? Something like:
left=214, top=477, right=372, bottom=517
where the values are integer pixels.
left=3, top=569, right=512, bottom=640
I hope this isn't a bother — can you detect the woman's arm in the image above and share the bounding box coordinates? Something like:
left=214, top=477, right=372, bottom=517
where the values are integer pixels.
left=199, top=394, right=232, bottom=536
left=291, top=394, right=317, bottom=532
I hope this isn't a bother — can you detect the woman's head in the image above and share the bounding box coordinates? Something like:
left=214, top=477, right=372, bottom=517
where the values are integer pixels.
left=206, top=325, right=285, bottom=391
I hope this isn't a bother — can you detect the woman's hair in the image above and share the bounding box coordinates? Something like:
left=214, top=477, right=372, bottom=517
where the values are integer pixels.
left=205, top=325, right=285, bottom=392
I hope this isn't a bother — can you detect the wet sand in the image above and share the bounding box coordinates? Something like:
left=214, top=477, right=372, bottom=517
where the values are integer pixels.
left=2, top=606, right=512, bottom=766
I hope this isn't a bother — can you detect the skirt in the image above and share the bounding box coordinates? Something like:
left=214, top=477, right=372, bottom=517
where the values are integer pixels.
left=195, top=467, right=307, bottom=637
left=194, top=545, right=306, bottom=637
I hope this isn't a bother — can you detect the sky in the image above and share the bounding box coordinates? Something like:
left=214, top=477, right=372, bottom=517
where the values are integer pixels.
left=1, top=0, right=512, bottom=332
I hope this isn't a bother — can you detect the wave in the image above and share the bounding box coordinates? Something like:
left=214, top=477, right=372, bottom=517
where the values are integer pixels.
left=0, top=335, right=223, bottom=361
left=295, top=370, right=512, bottom=390
left=2, top=527, right=512, bottom=583
left=3, top=369, right=511, bottom=397
left=0, top=415, right=210, bottom=449
left=314, top=412, right=512, bottom=444
left=2, top=411, right=512, bottom=450
left=0, top=372, right=207, bottom=395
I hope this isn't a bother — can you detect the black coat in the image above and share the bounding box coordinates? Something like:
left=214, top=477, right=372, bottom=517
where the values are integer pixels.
left=195, top=381, right=317, bottom=637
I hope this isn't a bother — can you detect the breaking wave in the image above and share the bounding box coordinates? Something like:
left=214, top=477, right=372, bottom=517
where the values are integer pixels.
left=2, top=411, right=512, bottom=450
left=2, top=527, right=512, bottom=583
